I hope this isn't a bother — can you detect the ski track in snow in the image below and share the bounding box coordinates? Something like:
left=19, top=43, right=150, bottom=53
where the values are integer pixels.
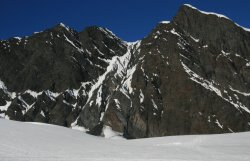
left=0, top=119, right=250, bottom=161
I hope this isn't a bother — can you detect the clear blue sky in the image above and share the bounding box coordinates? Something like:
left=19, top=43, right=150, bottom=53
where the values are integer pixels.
left=1, top=0, right=250, bottom=41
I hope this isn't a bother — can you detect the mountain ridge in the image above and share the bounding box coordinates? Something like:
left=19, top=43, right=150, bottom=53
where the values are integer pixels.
left=1, top=4, right=250, bottom=138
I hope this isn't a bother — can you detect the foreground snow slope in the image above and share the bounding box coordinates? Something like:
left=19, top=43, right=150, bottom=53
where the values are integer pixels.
left=0, top=119, right=250, bottom=161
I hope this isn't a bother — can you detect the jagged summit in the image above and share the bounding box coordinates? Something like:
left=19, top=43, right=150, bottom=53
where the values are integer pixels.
left=182, top=4, right=230, bottom=19
left=177, top=4, right=250, bottom=32
left=53, top=22, right=71, bottom=30
left=1, top=4, right=250, bottom=138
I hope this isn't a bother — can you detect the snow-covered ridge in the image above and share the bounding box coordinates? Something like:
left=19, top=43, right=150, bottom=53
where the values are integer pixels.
left=13, top=37, right=22, bottom=40
left=0, top=79, right=16, bottom=99
left=159, top=21, right=170, bottom=24
left=183, top=4, right=250, bottom=32
left=183, top=4, right=230, bottom=19
left=59, top=22, right=71, bottom=32
left=235, top=23, right=250, bottom=32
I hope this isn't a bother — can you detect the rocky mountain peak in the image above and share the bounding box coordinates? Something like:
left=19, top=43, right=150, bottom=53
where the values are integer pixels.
left=173, top=4, right=250, bottom=54
left=1, top=4, right=250, bottom=139
left=79, top=26, right=127, bottom=58
left=174, top=4, right=232, bottom=27
left=50, top=23, right=76, bottom=34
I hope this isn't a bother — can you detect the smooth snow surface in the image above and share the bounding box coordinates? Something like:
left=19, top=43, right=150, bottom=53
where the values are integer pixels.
left=0, top=119, right=250, bottom=161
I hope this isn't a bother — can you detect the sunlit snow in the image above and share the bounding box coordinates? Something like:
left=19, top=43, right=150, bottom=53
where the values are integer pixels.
left=0, top=119, right=250, bottom=161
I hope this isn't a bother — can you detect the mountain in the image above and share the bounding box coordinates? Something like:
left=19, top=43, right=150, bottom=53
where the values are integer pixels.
left=1, top=4, right=250, bottom=138
left=1, top=119, right=250, bottom=161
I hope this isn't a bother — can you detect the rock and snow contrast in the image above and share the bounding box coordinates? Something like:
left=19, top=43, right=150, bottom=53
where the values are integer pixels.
left=1, top=4, right=250, bottom=139
left=1, top=119, right=250, bottom=161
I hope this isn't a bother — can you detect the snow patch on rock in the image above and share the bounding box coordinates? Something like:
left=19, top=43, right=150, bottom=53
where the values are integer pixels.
left=181, top=60, right=250, bottom=114
left=102, top=125, right=122, bottom=139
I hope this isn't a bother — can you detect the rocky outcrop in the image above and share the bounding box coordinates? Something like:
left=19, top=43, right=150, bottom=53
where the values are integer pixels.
left=1, top=4, right=250, bottom=138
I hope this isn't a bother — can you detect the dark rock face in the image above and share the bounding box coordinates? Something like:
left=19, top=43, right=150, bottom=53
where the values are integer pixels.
left=1, top=4, right=250, bottom=138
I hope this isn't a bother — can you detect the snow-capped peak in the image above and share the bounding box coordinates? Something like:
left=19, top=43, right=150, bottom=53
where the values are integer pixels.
left=183, top=4, right=250, bottom=32
left=58, top=22, right=71, bottom=32
left=183, top=4, right=230, bottom=19
left=159, top=21, right=170, bottom=24
left=59, top=22, right=67, bottom=28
